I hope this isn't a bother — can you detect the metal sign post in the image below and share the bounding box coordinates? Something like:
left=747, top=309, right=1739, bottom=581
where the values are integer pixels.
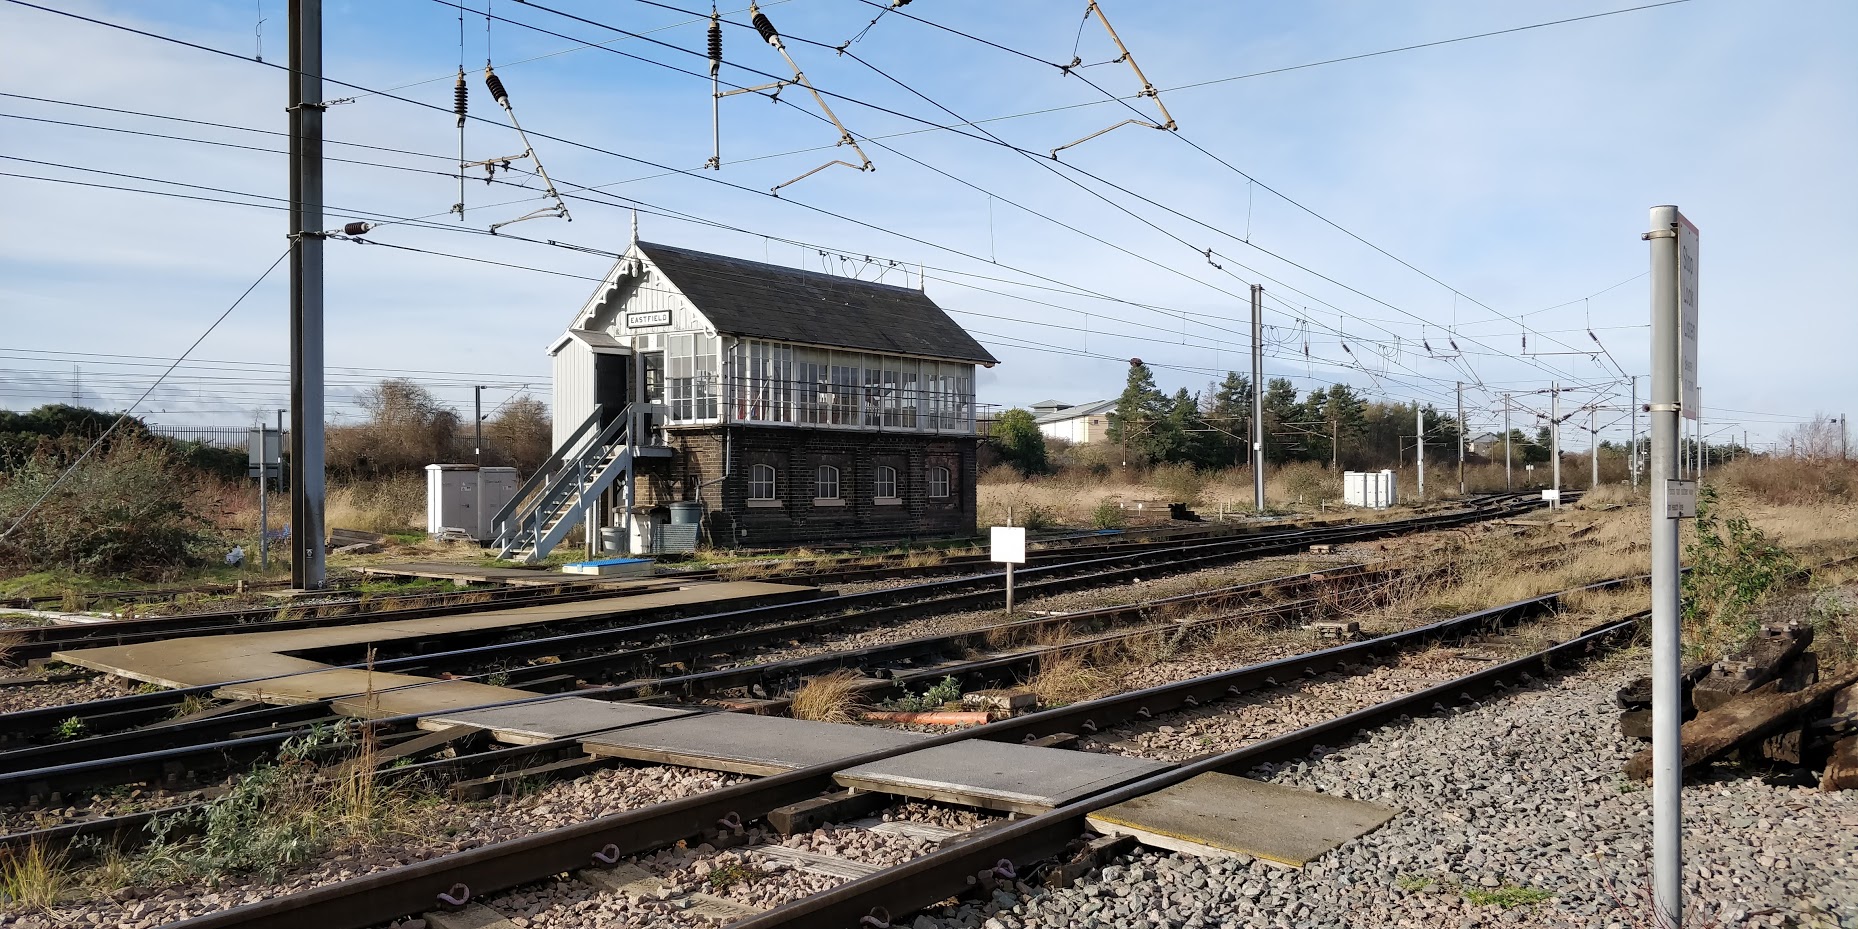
left=991, top=526, right=1026, bottom=613
left=248, top=425, right=282, bottom=571
left=1645, top=204, right=1699, bottom=928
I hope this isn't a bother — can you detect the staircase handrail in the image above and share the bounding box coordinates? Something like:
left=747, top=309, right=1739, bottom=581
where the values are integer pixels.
left=519, top=412, right=631, bottom=536
left=490, top=404, right=605, bottom=540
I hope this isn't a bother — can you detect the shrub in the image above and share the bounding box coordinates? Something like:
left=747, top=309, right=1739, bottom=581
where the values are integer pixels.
left=1272, top=461, right=1337, bottom=505
left=1148, top=462, right=1205, bottom=502
left=978, top=463, right=1022, bottom=486
left=1683, top=485, right=1798, bottom=656
left=0, top=438, right=216, bottom=578
left=1090, top=500, right=1126, bottom=529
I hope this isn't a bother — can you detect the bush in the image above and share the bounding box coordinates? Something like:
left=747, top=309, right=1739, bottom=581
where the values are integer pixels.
left=1683, top=485, right=1798, bottom=656
left=1148, top=463, right=1204, bottom=502
left=1272, top=461, right=1337, bottom=504
left=1090, top=499, right=1126, bottom=529
left=0, top=438, right=216, bottom=578
left=978, top=463, right=1023, bottom=486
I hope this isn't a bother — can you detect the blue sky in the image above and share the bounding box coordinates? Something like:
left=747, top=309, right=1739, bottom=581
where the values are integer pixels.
left=1, top=0, right=1853, bottom=449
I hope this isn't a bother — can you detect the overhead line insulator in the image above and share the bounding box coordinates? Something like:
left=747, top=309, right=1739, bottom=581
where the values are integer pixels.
left=752, top=10, right=780, bottom=47
left=708, top=17, right=723, bottom=76
left=453, top=69, right=469, bottom=128
left=484, top=66, right=510, bottom=109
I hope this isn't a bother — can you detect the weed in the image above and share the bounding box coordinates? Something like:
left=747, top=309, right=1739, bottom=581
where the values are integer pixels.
left=1395, top=874, right=1435, bottom=892
left=1026, top=651, right=1116, bottom=706
left=706, top=861, right=769, bottom=892
left=170, top=694, right=210, bottom=720
left=0, top=841, right=67, bottom=910
left=1090, top=500, right=1127, bottom=530
left=54, top=716, right=86, bottom=740
left=1462, top=885, right=1553, bottom=909
left=880, top=675, right=964, bottom=713
left=484, top=671, right=511, bottom=688
left=790, top=669, right=869, bottom=723
left=1683, top=486, right=1797, bottom=657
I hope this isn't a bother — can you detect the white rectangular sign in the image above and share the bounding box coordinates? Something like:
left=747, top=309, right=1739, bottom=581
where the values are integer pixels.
left=990, top=526, right=1026, bottom=564
left=1677, top=211, right=1700, bottom=420
left=1540, top=489, right=1559, bottom=502
left=247, top=426, right=280, bottom=477
left=1665, top=479, right=1698, bottom=519
left=625, top=310, right=671, bottom=329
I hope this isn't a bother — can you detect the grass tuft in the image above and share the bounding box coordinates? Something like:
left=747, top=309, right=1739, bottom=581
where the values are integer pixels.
left=0, top=841, right=67, bottom=910
left=1462, top=885, right=1554, bottom=909
left=789, top=669, right=869, bottom=723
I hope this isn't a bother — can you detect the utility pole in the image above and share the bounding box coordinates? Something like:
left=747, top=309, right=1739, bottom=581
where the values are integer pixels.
left=1331, top=417, right=1338, bottom=470
left=1646, top=204, right=1692, bottom=928
left=288, top=0, right=327, bottom=590
left=1591, top=407, right=1600, bottom=489
left=1631, top=375, right=1640, bottom=489
left=1416, top=404, right=1425, bottom=501
left=1250, top=284, right=1265, bottom=513
left=1549, top=383, right=1560, bottom=510
left=474, top=385, right=485, bottom=463
left=1841, top=415, right=1847, bottom=461
left=1503, top=392, right=1512, bottom=491
left=1456, top=380, right=1465, bottom=496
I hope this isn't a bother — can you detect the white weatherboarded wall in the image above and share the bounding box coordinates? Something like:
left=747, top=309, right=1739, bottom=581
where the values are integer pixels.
left=550, top=337, right=596, bottom=451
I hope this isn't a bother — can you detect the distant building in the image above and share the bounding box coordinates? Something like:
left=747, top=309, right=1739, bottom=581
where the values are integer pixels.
left=1034, top=399, right=1117, bottom=445
left=1466, top=432, right=1503, bottom=457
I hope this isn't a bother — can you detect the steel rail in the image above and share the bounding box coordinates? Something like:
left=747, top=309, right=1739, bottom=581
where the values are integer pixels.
left=4, top=496, right=1530, bottom=746
left=733, top=614, right=1643, bottom=929
left=158, top=571, right=1618, bottom=929
left=0, top=496, right=1540, bottom=802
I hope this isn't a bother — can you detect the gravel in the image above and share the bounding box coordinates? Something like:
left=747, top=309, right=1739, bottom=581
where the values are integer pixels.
left=3, top=764, right=746, bottom=929
left=908, top=663, right=1858, bottom=929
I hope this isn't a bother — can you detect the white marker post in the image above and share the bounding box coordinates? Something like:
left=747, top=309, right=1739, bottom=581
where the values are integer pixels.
left=991, top=525, right=1027, bottom=613
left=1645, top=204, right=1700, bottom=928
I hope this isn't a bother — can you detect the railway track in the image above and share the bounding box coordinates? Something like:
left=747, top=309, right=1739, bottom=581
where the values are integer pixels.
left=0, top=561, right=1399, bottom=833
left=0, top=494, right=1536, bottom=745
left=147, top=575, right=1640, bottom=929
left=0, top=498, right=1500, bottom=665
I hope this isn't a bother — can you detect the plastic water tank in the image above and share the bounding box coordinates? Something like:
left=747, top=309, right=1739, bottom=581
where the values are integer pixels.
left=668, top=501, right=703, bottom=525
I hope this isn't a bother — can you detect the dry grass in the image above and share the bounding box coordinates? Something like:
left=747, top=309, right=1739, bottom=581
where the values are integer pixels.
left=1025, top=650, right=1118, bottom=706
left=789, top=669, right=870, bottom=722
left=325, top=478, right=424, bottom=535
left=0, top=841, right=68, bottom=911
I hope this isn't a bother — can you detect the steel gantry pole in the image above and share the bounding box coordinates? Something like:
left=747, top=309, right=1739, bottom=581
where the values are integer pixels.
left=1646, top=204, right=1688, bottom=928
left=1632, top=375, right=1640, bottom=489
left=1503, top=393, right=1512, bottom=490
left=1250, top=284, right=1265, bottom=513
left=1415, top=403, right=1425, bottom=501
left=288, top=0, right=327, bottom=589
left=1592, top=407, right=1600, bottom=489
left=1456, top=381, right=1466, bottom=496
left=1550, top=384, right=1561, bottom=510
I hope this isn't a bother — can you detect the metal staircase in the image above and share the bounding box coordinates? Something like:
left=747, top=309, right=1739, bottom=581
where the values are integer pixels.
left=491, top=404, right=668, bottom=562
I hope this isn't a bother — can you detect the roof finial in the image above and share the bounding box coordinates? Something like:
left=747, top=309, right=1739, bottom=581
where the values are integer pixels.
left=630, top=209, right=639, bottom=248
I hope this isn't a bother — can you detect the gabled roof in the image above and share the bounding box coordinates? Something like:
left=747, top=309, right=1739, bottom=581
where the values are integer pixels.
left=638, top=242, right=997, bottom=366
left=1028, top=399, right=1073, bottom=412
left=1035, top=398, right=1116, bottom=424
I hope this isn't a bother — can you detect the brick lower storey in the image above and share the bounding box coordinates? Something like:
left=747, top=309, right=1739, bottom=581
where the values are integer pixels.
left=628, top=424, right=980, bottom=548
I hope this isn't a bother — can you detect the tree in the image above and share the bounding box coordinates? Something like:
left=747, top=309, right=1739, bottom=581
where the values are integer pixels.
left=1260, top=378, right=1302, bottom=463
left=327, top=379, right=461, bottom=476
left=1202, top=371, right=1252, bottom=467
left=1322, top=383, right=1369, bottom=467
left=484, top=394, right=552, bottom=477
left=1106, top=361, right=1169, bottom=460
left=989, top=408, right=1049, bottom=475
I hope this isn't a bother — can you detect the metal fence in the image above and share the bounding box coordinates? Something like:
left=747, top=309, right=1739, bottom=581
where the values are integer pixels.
left=147, top=425, right=260, bottom=449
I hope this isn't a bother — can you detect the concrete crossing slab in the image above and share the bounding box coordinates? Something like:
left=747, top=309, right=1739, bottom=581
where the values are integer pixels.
left=834, top=742, right=1168, bottom=815
left=579, top=713, right=929, bottom=776
left=417, top=696, right=696, bottom=745
left=1085, top=772, right=1398, bottom=868
left=54, top=581, right=820, bottom=724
